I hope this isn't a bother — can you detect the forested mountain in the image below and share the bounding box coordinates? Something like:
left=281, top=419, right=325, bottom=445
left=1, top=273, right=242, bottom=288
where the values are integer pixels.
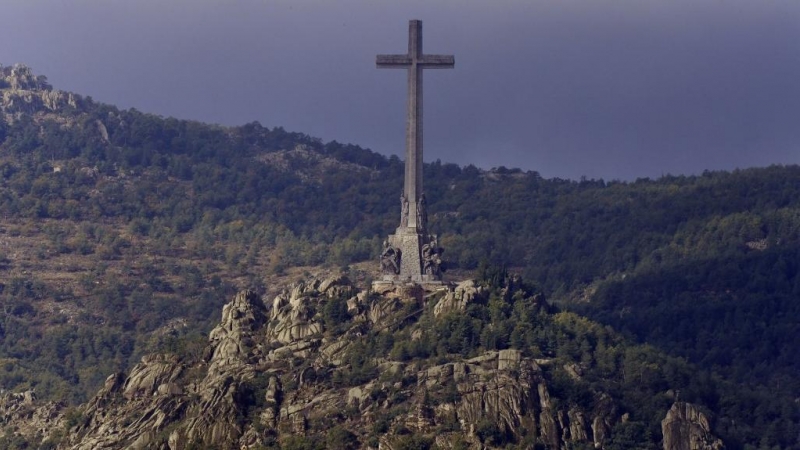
left=0, top=64, right=798, bottom=448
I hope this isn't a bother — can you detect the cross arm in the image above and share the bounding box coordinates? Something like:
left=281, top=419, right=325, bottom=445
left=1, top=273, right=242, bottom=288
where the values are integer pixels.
left=419, top=55, right=455, bottom=68
left=377, top=54, right=455, bottom=68
left=377, top=54, right=411, bottom=68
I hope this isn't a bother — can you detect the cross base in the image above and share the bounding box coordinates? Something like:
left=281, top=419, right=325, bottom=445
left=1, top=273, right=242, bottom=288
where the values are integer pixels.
left=379, top=226, right=443, bottom=284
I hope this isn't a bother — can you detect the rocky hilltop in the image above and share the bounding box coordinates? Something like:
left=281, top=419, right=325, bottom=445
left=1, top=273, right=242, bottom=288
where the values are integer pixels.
left=0, top=64, right=80, bottom=117
left=0, top=274, right=722, bottom=449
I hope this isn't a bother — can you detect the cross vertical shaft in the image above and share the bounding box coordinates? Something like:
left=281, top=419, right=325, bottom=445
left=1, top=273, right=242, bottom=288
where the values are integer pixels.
left=406, top=20, right=423, bottom=228
left=378, top=20, right=454, bottom=230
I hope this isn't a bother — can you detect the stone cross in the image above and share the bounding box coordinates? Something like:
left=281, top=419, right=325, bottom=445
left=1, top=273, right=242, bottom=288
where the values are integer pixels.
left=377, top=20, right=454, bottom=229
left=376, top=20, right=453, bottom=283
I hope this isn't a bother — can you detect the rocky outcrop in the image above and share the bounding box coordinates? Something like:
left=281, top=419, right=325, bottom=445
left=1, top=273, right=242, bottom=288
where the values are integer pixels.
left=269, top=280, right=326, bottom=344
left=66, top=358, right=189, bottom=449
left=433, top=279, right=482, bottom=317
left=662, top=402, right=724, bottom=450
left=175, top=291, right=268, bottom=447
left=0, top=390, right=64, bottom=445
left=436, top=350, right=552, bottom=443
left=1, top=64, right=52, bottom=91
left=0, top=276, right=724, bottom=449
left=123, top=354, right=184, bottom=400
left=63, top=291, right=268, bottom=450
left=207, top=290, right=267, bottom=368
left=1, top=64, right=79, bottom=117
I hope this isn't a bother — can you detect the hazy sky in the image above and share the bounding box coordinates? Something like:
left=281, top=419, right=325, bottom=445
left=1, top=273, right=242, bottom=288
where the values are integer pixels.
left=1, top=0, right=799, bottom=180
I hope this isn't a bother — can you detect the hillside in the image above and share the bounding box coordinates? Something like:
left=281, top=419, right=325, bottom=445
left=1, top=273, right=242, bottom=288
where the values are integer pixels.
left=1, top=273, right=726, bottom=449
left=0, top=64, right=798, bottom=448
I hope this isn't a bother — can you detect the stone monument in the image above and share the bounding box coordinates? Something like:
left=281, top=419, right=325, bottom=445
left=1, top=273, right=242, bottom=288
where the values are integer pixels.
left=376, top=20, right=453, bottom=284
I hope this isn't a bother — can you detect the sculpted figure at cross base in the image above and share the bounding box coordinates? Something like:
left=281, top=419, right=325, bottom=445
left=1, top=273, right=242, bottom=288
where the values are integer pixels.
left=421, top=235, right=444, bottom=277
left=380, top=241, right=401, bottom=275
left=417, top=194, right=428, bottom=231
left=400, top=194, right=409, bottom=228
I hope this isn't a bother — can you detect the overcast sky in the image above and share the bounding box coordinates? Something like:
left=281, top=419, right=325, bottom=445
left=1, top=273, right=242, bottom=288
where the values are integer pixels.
left=1, top=0, right=799, bottom=180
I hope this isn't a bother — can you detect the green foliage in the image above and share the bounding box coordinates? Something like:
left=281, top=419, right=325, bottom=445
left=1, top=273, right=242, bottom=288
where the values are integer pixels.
left=237, top=373, right=273, bottom=424
left=333, top=340, right=378, bottom=387
left=4, top=93, right=800, bottom=295
left=63, top=406, right=85, bottom=430
left=574, top=245, right=800, bottom=448
left=475, top=418, right=512, bottom=446
left=321, top=295, right=350, bottom=330
left=0, top=114, right=7, bottom=142
left=0, top=255, right=236, bottom=402
left=334, top=272, right=702, bottom=447
left=280, top=435, right=325, bottom=450
left=324, top=425, right=359, bottom=450
left=0, top=430, right=32, bottom=450
left=606, top=421, right=657, bottom=450
left=390, top=434, right=434, bottom=450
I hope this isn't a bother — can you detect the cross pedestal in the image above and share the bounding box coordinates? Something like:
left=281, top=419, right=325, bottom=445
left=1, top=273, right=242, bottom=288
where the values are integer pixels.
left=376, top=20, right=453, bottom=285
left=384, top=229, right=440, bottom=283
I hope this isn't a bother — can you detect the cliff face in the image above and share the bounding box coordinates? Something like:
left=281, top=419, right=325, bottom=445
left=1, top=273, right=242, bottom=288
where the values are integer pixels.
left=661, top=402, right=724, bottom=450
left=0, top=276, right=724, bottom=449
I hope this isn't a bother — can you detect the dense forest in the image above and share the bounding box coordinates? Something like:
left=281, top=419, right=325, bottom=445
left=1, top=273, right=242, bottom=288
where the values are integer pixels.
left=0, top=65, right=798, bottom=448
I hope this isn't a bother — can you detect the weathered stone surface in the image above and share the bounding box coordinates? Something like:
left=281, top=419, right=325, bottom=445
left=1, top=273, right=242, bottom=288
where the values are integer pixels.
left=662, top=402, right=724, bottom=450
left=368, top=295, right=405, bottom=325
left=0, top=390, right=65, bottom=445
left=157, top=382, right=183, bottom=396
left=434, top=279, right=482, bottom=317
left=563, top=362, right=583, bottom=380
left=567, top=407, right=589, bottom=443
left=268, top=284, right=324, bottom=344
left=538, top=382, right=561, bottom=449
left=56, top=292, right=271, bottom=449
left=592, top=393, right=616, bottom=449
left=498, top=348, right=522, bottom=371
left=318, top=273, right=352, bottom=297
left=123, top=354, right=184, bottom=399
